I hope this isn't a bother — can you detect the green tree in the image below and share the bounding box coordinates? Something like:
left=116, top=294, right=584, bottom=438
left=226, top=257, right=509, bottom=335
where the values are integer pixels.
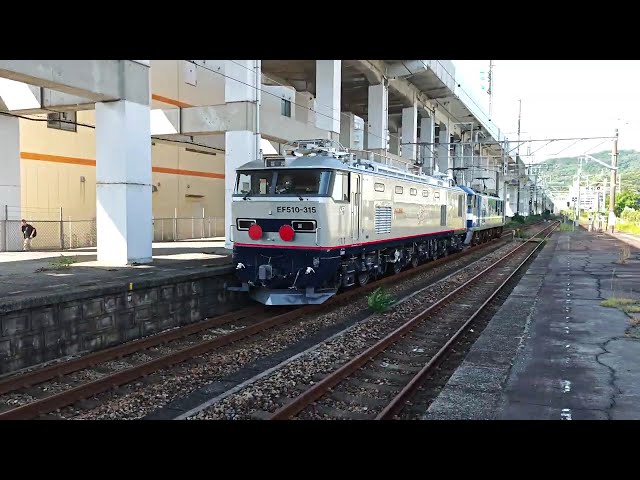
left=615, top=190, right=640, bottom=216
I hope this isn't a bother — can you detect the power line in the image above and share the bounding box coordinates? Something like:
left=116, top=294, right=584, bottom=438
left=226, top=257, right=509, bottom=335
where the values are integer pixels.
left=229, top=59, right=408, bottom=145
left=202, top=60, right=485, bottom=151
left=0, top=110, right=225, bottom=152
left=190, top=60, right=395, bottom=148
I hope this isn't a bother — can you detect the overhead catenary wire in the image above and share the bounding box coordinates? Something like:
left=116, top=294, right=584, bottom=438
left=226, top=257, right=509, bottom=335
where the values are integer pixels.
left=0, top=110, right=225, bottom=153
left=231, top=59, right=493, bottom=151
left=200, top=60, right=410, bottom=149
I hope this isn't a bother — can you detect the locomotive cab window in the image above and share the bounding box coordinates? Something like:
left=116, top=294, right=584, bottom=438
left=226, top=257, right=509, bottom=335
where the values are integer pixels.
left=275, top=170, right=331, bottom=195
left=331, top=171, right=350, bottom=202
left=235, top=171, right=273, bottom=196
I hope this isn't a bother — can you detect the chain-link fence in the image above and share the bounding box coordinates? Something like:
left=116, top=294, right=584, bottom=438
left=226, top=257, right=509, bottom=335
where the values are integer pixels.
left=1, top=209, right=225, bottom=252
left=152, top=217, right=224, bottom=242
left=1, top=219, right=97, bottom=251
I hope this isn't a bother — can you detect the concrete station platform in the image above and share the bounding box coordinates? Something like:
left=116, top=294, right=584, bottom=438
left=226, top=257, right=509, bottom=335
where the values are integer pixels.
left=0, top=239, right=232, bottom=309
left=426, top=227, right=640, bottom=420
left=0, top=239, right=237, bottom=375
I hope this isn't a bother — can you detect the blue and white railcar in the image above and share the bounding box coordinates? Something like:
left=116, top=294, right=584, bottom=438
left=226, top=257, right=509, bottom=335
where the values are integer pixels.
left=460, top=185, right=505, bottom=245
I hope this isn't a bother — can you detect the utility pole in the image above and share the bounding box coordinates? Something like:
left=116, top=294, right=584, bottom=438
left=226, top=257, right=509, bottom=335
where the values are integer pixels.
left=488, top=60, right=494, bottom=119
left=609, top=128, right=619, bottom=214
left=517, top=100, right=522, bottom=157
left=575, top=157, right=583, bottom=229
left=515, top=99, right=522, bottom=215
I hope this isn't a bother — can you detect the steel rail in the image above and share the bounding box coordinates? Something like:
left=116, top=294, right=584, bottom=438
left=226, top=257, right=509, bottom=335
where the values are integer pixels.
left=268, top=221, right=559, bottom=420
left=376, top=222, right=559, bottom=419
left=0, top=220, right=550, bottom=420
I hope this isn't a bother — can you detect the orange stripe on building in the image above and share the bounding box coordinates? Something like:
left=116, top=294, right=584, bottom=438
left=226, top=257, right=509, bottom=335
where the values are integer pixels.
left=151, top=94, right=193, bottom=108
left=20, top=152, right=224, bottom=179
left=152, top=166, right=224, bottom=179
left=20, top=152, right=96, bottom=167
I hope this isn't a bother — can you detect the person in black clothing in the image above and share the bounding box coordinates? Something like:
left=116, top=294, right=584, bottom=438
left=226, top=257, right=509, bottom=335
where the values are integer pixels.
left=21, top=219, right=36, bottom=251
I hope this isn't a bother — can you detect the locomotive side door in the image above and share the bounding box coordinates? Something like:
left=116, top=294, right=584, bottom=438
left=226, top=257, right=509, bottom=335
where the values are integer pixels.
left=351, top=173, right=362, bottom=241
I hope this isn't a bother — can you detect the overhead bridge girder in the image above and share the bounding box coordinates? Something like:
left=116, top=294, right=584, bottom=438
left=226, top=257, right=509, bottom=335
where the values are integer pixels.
left=151, top=102, right=335, bottom=144
left=0, top=60, right=149, bottom=105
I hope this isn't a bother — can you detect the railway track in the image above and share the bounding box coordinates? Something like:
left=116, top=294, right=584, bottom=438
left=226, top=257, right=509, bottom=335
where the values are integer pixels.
left=267, top=221, right=559, bottom=420
left=0, top=220, right=548, bottom=420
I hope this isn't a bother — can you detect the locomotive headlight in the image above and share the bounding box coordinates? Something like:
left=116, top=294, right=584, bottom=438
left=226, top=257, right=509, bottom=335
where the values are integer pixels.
left=313, top=257, right=320, bottom=268
left=279, top=225, right=295, bottom=241
left=248, top=224, right=263, bottom=240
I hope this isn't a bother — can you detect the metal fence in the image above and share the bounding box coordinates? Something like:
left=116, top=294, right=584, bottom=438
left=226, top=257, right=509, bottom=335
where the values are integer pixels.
left=152, top=217, right=225, bottom=242
left=0, top=213, right=225, bottom=252
left=1, top=219, right=97, bottom=251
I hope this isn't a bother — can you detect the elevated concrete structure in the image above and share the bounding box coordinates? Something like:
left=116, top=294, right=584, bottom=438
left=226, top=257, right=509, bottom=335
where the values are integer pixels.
left=315, top=60, right=341, bottom=134
left=0, top=115, right=21, bottom=251
left=0, top=59, right=525, bottom=259
left=224, top=60, right=260, bottom=250
left=0, top=60, right=149, bottom=105
left=152, top=102, right=332, bottom=144
left=96, top=99, right=152, bottom=265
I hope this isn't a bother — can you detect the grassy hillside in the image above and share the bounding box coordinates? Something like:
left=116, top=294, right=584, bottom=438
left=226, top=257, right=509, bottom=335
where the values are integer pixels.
left=539, top=150, right=640, bottom=194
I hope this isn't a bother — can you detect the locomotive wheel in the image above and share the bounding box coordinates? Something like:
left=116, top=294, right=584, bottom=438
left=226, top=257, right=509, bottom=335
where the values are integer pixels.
left=357, top=271, right=370, bottom=287
left=410, top=255, right=419, bottom=268
left=393, top=261, right=402, bottom=275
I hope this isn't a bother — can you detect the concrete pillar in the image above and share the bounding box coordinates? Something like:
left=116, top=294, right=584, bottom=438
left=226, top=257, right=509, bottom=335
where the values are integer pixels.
left=389, top=132, right=400, bottom=156
left=419, top=114, right=434, bottom=173
left=315, top=60, right=341, bottom=134
left=490, top=160, right=498, bottom=193
left=401, top=105, right=418, bottom=161
left=367, top=83, right=388, bottom=150
left=295, top=91, right=315, bottom=125
left=339, top=112, right=364, bottom=150
left=0, top=115, right=21, bottom=251
left=96, top=100, right=152, bottom=265
left=436, top=122, right=449, bottom=176
left=461, top=136, right=472, bottom=186
left=520, top=186, right=530, bottom=216
left=224, top=60, right=260, bottom=250
left=451, top=141, right=459, bottom=176
left=506, top=184, right=518, bottom=216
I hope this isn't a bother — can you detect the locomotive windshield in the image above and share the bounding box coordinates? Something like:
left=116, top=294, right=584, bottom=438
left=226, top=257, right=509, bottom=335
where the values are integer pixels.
left=235, top=169, right=333, bottom=196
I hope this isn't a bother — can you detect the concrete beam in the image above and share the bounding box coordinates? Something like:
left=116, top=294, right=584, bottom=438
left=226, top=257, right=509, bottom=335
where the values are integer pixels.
left=151, top=135, right=225, bottom=155
left=262, top=109, right=334, bottom=144
left=0, top=60, right=149, bottom=105
left=181, top=103, right=256, bottom=136
left=350, top=60, right=434, bottom=114
left=349, top=60, right=385, bottom=85
left=156, top=103, right=332, bottom=145
left=4, top=85, right=95, bottom=114
left=387, top=60, right=426, bottom=78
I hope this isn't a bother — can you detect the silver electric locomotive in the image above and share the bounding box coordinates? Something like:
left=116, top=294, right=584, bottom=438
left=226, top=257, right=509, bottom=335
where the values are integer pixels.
left=229, top=139, right=503, bottom=305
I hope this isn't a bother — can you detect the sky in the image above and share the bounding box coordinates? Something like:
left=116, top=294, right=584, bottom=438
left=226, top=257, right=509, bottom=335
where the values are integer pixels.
left=453, top=60, right=640, bottom=162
